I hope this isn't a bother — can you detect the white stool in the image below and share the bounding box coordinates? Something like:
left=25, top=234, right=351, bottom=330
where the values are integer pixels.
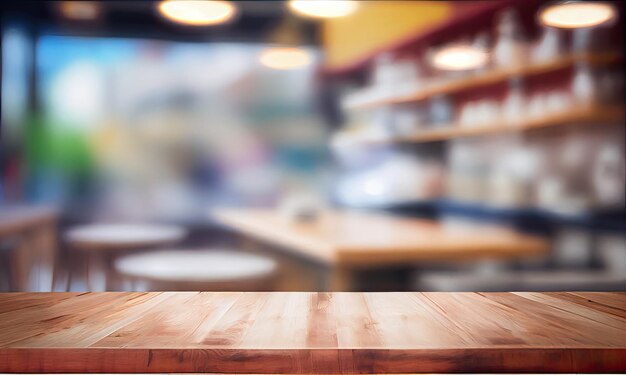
left=114, top=249, right=278, bottom=291
left=65, top=224, right=186, bottom=291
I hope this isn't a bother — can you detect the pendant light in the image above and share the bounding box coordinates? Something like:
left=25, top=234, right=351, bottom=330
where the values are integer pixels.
left=538, top=1, right=617, bottom=28
left=259, top=16, right=313, bottom=70
left=288, top=0, right=359, bottom=19
left=430, top=43, right=489, bottom=71
left=56, top=1, right=102, bottom=21
left=158, top=0, right=237, bottom=26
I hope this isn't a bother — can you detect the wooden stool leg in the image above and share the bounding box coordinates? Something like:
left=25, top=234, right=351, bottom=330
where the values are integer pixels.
left=86, top=253, right=108, bottom=292
left=328, top=266, right=357, bottom=292
left=0, top=250, right=8, bottom=292
left=12, top=234, right=33, bottom=292
left=65, top=250, right=84, bottom=292
left=32, top=223, right=57, bottom=292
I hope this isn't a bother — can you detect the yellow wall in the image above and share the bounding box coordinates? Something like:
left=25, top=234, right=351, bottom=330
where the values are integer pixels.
left=322, top=1, right=452, bottom=69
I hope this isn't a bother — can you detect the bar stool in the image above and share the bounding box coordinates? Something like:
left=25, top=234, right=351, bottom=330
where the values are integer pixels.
left=114, top=249, right=278, bottom=291
left=0, top=239, right=17, bottom=291
left=65, top=224, right=186, bottom=291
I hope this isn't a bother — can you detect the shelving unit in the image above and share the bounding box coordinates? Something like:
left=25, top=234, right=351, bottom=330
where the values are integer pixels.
left=333, top=105, right=625, bottom=147
left=342, top=198, right=626, bottom=233
left=342, top=53, right=623, bottom=110
left=330, top=0, right=625, bottom=243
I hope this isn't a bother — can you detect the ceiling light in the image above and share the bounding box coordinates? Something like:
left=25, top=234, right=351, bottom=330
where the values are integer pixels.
left=259, top=47, right=313, bottom=70
left=539, top=1, right=617, bottom=28
left=57, top=1, right=101, bottom=21
left=288, top=0, right=359, bottom=19
left=158, top=0, right=237, bottom=26
left=431, top=44, right=489, bottom=71
left=260, top=16, right=313, bottom=70
left=260, top=47, right=313, bottom=70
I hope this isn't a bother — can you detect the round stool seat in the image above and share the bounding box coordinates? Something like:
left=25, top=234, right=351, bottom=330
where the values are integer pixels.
left=65, top=224, right=186, bottom=251
left=114, top=249, right=277, bottom=291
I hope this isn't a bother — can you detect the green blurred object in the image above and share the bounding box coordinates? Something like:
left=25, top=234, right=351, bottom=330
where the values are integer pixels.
left=24, top=113, right=93, bottom=174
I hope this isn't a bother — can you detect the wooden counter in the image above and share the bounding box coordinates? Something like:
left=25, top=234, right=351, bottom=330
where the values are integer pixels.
left=0, top=206, right=59, bottom=291
left=0, top=292, right=624, bottom=373
left=212, top=209, right=548, bottom=266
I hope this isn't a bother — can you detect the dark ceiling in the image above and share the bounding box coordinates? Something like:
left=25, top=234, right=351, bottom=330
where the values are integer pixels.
left=0, top=1, right=320, bottom=45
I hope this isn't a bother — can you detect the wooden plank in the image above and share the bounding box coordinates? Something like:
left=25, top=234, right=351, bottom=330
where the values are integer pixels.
left=0, top=292, right=624, bottom=373
left=212, top=209, right=548, bottom=267
left=342, top=53, right=623, bottom=109
left=333, top=105, right=625, bottom=146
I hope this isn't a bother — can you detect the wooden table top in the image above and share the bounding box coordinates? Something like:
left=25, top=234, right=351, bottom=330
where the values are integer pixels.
left=0, top=205, right=58, bottom=238
left=0, top=292, right=624, bottom=373
left=212, top=209, right=548, bottom=266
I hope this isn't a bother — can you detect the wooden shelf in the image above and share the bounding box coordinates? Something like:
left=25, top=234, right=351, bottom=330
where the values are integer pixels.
left=344, top=54, right=623, bottom=110
left=333, top=106, right=625, bottom=146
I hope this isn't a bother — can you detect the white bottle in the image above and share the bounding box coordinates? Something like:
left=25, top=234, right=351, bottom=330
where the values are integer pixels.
left=572, top=62, right=596, bottom=107
left=592, top=144, right=625, bottom=207
left=472, top=32, right=491, bottom=73
left=532, top=27, right=563, bottom=63
left=501, top=78, right=525, bottom=124
left=493, top=8, right=526, bottom=68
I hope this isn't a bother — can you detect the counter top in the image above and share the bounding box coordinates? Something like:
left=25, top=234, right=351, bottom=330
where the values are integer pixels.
left=212, top=209, right=548, bottom=266
left=0, top=205, right=58, bottom=237
left=1, top=292, right=624, bottom=373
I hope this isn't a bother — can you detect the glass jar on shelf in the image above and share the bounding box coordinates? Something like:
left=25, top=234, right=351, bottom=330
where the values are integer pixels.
left=493, top=8, right=527, bottom=69
left=531, top=26, right=565, bottom=63
left=571, top=61, right=598, bottom=107
left=428, top=94, right=454, bottom=127
left=501, top=77, right=526, bottom=125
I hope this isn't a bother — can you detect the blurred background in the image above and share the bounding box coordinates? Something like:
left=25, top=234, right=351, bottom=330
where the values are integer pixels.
left=0, top=0, right=624, bottom=293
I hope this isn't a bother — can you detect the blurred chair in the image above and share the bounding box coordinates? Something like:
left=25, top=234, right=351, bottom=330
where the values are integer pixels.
left=0, top=239, right=18, bottom=291
left=65, top=223, right=186, bottom=291
left=0, top=207, right=59, bottom=291
left=114, top=249, right=277, bottom=291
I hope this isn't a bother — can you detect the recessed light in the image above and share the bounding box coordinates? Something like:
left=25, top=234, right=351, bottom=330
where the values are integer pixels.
left=539, top=1, right=617, bottom=28
left=158, top=0, right=237, bottom=26
left=288, top=0, right=359, bottom=19
left=57, top=1, right=101, bottom=21
left=431, top=44, right=489, bottom=71
left=259, top=47, right=313, bottom=70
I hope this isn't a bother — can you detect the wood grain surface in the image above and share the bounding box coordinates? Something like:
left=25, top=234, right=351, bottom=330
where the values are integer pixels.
left=0, top=292, right=624, bottom=373
left=0, top=206, right=59, bottom=291
left=0, top=206, right=58, bottom=238
left=212, top=209, right=548, bottom=266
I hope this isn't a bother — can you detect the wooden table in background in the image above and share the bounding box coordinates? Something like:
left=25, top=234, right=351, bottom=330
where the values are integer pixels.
left=0, top=292, right=624, bottom=373
left=0, top=206, right=58, bottom=291
left=212, top=209, right=549, bottom=291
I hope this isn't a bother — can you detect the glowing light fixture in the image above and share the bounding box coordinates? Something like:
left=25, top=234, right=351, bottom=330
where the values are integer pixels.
left=539, top=1, right=617, bottom=28
left=259, top=16, right=313, bottom=70
left=431, top=44, right=489, bottom=71
left=288, top=0, right=359, bottom=19
left=259, top=47, right=312, bottom=70
left=57, top=1, right=101, bottom=20
left=158, top=0, right=237, bottom=26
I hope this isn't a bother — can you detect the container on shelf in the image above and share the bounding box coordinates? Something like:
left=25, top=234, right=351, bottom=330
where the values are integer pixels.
left=428, top=94, right=454, bottom=126
left=553, top=227, right=593, bottom=268
left=501, top=77, right=526, bottom=125
left=592, top=142, right=625, bottom=208
left=493, top=8, right=527, bottom=68
left=532, top=26, right=565, bottom=63
left=572, top=61, right=598, bottom=106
